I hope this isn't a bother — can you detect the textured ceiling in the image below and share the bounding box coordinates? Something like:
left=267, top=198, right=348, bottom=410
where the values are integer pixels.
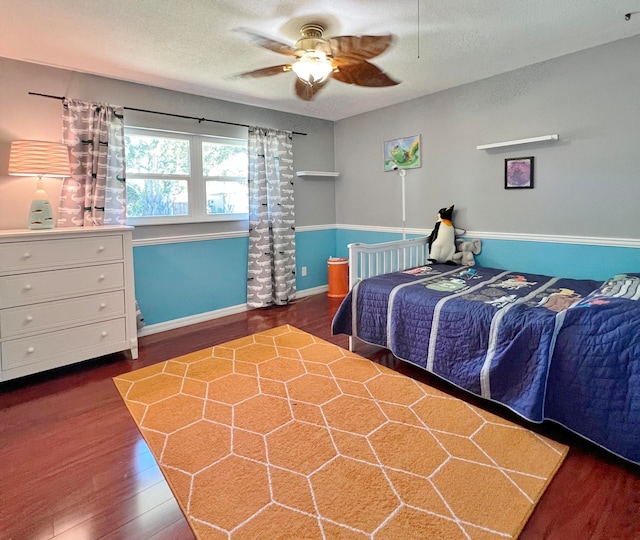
left=1, top=0, right=639, bottom=121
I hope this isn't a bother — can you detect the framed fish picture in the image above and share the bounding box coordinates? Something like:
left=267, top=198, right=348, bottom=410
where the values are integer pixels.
left=384, top=135, right=421, bottom=171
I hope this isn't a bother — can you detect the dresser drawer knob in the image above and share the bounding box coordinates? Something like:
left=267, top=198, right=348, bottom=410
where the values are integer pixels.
left=101, top=331, right=108, bottom=338
left=97, top=246, right=105, bottom=252
left=27, top=347, right=35, bottom=354
left=23, top=252, right=31, bottom=259
left=24, top=284, right=32, bottom=291
left=25, top=316, right=33, bottom=322
left=98, top=274, right=105, bottom=281
left=99, top=303, right=107, bottom=309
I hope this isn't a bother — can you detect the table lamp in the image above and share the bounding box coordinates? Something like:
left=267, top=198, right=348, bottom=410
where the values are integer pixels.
left=8, top=140, right=71, bottom=229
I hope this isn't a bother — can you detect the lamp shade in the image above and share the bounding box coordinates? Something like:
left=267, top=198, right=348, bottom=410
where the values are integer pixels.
left=8, top=140, right=71, bottom=177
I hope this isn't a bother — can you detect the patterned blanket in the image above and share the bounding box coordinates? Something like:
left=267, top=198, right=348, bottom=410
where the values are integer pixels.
left=332, top=265, right=640, bottom=464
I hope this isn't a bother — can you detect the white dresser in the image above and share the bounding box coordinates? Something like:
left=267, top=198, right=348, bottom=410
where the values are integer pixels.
left=0, top=226, right=139, bottom=382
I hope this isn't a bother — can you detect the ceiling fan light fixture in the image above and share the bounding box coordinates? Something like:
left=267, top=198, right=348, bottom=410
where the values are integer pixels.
left=291, top=52, right=334, bottom=85
left=234, top=23, right=399, bottom=99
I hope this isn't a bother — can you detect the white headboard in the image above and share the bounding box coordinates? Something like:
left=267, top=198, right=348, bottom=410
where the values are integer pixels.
left=347, top=236, right=429, bottom=289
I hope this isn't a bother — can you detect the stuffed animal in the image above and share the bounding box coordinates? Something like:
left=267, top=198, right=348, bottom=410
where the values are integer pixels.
left=427, top=205, right=456, bottom=264
left=452, top=238, right=482, bottom=266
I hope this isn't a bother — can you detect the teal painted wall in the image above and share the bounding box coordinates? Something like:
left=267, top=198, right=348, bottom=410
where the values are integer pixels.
left=475, top=239, right=640, bottom=281
left=334, top=229, right=403, bottom=258
left=134, top=229, right=337, bottom=325
left=133, top=237, right=249, bottom=325
left=134, top=228, right=639, bottom=326
left=333, top=231, right=639, bottom=281
left=295, top=229, right=336, bottom=290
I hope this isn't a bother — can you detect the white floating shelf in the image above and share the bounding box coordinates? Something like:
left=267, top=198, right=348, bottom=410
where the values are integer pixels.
left=296, top=171, right=339, bottom=178
left=476, top=134, right=559, bottom=150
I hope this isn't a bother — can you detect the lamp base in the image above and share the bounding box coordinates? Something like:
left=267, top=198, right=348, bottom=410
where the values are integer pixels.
left=29, top=199, right=55, bottom=229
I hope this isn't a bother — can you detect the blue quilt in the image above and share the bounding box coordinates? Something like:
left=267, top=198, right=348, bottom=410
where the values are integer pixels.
left=332, top=264, right=640, bottom=464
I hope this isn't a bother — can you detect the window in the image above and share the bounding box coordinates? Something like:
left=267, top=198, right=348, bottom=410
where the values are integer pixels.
left=202, top=140, right=248, bottom=216
left=125, top=128, right=248, bottom=225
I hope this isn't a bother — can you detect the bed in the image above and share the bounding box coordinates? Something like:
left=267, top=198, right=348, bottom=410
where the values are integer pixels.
left=332, top=236, right=640, bottom=465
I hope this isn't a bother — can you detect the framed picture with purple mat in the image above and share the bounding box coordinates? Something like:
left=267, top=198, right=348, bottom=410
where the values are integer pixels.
left=505, top=156, right=534, bottom=189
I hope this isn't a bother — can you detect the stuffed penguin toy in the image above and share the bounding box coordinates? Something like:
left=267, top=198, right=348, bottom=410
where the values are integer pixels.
left=427, top=205, right=456, bottom=264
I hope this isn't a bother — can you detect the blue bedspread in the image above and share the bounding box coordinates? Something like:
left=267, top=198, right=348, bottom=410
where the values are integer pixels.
left=332, top=264, right=640, bottom=464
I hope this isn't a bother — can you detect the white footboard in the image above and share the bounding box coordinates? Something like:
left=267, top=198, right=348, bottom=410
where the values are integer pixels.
left=348, top=236, right=429, bottom=289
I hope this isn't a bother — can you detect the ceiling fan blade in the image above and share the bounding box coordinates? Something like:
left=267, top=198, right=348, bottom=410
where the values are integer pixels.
left=294, top=77, right=328, bottom=101
left=329, top=34, right=394, bottom=61
left=331, top=60, right=399, bottom=87
left=235, top=64, right=292, bottom=78
left=233, top=27, right=299, bottom=57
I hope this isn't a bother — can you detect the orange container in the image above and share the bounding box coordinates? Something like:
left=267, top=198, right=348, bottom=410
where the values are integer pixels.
left=327, top=257, right=349, bottom=298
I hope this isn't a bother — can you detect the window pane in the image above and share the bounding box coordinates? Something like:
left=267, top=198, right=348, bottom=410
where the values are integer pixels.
left=126, top=134, right=190, bottom=175
left=202, top=141, right=247, bottom=177
left=126, top=179, right=189, bottom=217
left=206, top=180, right=248, bottom=214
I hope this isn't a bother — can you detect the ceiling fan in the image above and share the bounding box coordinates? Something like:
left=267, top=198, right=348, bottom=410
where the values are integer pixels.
left=234, top=23, right=400, bottom=101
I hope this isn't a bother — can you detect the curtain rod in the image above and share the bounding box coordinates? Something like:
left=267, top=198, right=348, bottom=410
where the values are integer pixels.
left=28, top=92, right=307, bottom=136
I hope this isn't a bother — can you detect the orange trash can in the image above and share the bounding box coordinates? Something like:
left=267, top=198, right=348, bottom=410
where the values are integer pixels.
left=327, top=257, right=349, bottom=298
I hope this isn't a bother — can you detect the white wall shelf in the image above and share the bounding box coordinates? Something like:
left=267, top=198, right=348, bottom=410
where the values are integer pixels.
left=476, top=134, right=559, bottom=150
left=296, top=171, right=339, bottom=178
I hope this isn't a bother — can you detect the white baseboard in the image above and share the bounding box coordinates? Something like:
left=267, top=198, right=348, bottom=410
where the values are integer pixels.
left=137, top=285, right=329, bottom=337
left=295, top=285, right=329, bottom=298
left=137, top=304, right=248, bottom=337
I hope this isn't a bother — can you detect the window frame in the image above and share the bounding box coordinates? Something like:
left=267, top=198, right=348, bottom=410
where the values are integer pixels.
left=124, top=127, right=248, bottom=226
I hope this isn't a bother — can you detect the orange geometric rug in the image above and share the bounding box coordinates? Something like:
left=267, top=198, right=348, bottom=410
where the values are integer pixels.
left=113, top=325, right=568, bottom=539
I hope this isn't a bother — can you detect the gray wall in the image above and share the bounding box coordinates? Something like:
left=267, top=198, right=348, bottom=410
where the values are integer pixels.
left=3, top=34, right=639, bottom=241
left=334, top=35, right=640, bottom=239
left=0, top=57, right=336, bottom=236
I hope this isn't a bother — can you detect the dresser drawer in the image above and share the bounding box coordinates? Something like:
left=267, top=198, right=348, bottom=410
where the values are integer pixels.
left=0, top=263, right=124, bottom=308
left=1, top=318, right=127, bottom=371
left=0, top=235, right=123, bottom=273
left=1, top=291, right=125, bottom=338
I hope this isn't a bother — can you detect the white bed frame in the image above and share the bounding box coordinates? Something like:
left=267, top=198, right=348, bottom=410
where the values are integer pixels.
left=346, top=236, right=429, bottom=351
left=347, top=236, right=429, bottom=289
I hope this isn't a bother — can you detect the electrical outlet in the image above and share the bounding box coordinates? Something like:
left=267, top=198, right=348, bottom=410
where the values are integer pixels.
left=301, top=266, right=307, bottom=277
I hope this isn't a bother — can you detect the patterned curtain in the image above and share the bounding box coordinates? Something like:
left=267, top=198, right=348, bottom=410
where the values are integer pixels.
left=58, top=99, right=126, bottom=226
left=247, top=127, right=296, bottom=308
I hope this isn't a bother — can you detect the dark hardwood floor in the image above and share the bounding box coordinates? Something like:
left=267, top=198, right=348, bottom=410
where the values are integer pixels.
left=1, top=293, right=638, bottom=539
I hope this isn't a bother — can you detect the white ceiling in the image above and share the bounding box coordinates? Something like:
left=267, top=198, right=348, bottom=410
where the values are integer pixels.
left=1, top=0, right=639, bottom=121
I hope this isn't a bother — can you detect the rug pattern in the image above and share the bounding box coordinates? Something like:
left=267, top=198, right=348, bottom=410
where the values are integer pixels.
left=113, top=325, right=567, bottom=539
